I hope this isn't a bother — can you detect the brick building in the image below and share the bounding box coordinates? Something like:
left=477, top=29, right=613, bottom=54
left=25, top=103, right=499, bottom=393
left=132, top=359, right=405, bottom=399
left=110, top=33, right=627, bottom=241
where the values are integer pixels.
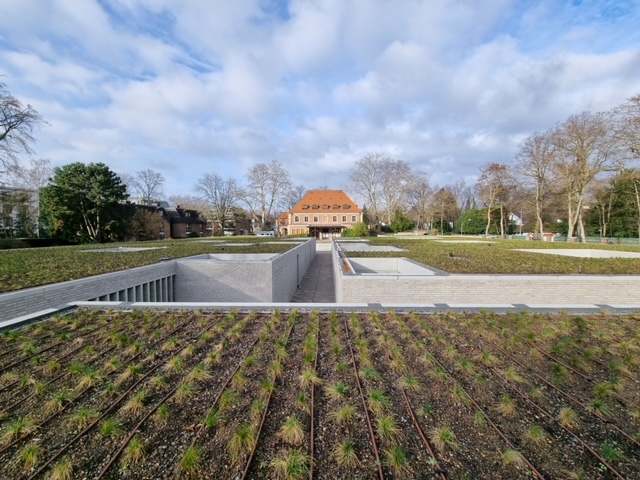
left=278, top=190, right=363, bottom=239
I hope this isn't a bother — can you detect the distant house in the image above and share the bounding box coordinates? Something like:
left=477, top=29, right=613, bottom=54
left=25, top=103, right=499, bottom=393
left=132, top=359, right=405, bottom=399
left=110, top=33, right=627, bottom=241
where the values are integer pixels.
left=279, top=190, right=363, bottom=239
left=157, top=205, right=209, bottom=239
left=130, top=201, right=210, bottom=240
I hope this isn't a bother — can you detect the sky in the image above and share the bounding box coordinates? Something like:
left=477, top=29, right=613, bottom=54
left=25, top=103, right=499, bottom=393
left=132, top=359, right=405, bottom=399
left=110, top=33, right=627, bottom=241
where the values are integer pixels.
left=1, top=0, right=640, bottom=199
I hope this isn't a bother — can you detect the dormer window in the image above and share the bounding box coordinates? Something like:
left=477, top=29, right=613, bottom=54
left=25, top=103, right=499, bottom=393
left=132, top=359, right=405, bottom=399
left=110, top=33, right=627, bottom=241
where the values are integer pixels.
left=312, top=204, right=320, bottom=210
left=333, top=204, right=340, bottom=210
left=322, top=204, right=330, bottom=210
left=301, top=205, right=309, bottom=210
left=343, top=204, right=351, bottom=210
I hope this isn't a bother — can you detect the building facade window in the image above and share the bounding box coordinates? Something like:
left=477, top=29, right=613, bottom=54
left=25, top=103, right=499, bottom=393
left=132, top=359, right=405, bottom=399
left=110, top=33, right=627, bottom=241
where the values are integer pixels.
left=304, top=216, right=309, bottom=223
left=332, top=215, right=337, bottom=222
left=351, top=215, right=356, bottom=222
left=294, top=216, right=299, bottom=223
left=313, top=216, right=318, bottom=223
left=342, top=215, right=346, bottom=222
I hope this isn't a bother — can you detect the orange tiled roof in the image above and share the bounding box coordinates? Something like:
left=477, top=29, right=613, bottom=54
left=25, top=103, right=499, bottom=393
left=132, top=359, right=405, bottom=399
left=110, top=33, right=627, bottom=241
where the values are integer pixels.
left=290, top=190, right=361, bottom=213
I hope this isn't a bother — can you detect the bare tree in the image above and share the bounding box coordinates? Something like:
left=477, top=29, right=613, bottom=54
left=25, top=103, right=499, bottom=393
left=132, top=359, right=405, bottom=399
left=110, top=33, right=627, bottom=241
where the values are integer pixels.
left=430, top=186, right=459, bottom=234
left=195, top=173, right=238, bottom=232
left=5, top=158, right=51, bottom=237
left=552, top=111, right=624, bottom=241
left=281, top=184, right=307, bottom=211
left=476, top=163, right=515, bottom=237
left=131, top=169, right=165, bottom=204
left=168, top=194, right=208, bottom=212
left=348, top=152, right=414, bottom=227
left=0, top=80, right=44, bottom=175
left=614, top=94, right=640, bottom=158
left=407, top=173, right=432, bottom=230
left=348, top=153, right=384, bottom=225
left=515, top=130, right=556, bottom=237
left=241, top=160, right=292, bottom=229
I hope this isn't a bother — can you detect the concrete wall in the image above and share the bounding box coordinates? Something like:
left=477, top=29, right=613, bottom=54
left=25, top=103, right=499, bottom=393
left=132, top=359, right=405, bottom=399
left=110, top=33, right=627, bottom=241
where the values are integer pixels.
left=0, top=240, right=316, bottom=323
left=333, top=240, right=640, bottom=304
left=271, top=238, right=315, bottom=301
left=175, top=239, right=316, bottom=302
left=0, top=262, right=176, bottom=322
left=338, top=267, right=640, bottom=305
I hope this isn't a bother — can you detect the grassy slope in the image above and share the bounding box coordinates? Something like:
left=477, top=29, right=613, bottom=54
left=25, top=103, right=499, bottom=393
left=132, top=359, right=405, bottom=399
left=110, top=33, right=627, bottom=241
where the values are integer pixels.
left=0, top=238, right=293, bottom=293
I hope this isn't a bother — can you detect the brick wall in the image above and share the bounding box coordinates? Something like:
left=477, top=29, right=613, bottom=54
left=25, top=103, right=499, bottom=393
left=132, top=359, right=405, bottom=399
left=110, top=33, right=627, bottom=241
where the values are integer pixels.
left=339, top=272, right=640, bottom=305
left=0, top=262, right=177, bottom=322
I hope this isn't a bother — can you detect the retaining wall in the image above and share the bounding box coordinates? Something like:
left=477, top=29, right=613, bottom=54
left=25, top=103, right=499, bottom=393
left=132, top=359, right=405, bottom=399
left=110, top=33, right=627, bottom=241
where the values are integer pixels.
left=0, top=239, right=316, bottom=322
left=337, top=272, right=640, bottom=304
left=0, top=262, right=176, bottom=322
left=175, top=239, right=315, bottom=302
left=334, top=242, right=640, bottom=304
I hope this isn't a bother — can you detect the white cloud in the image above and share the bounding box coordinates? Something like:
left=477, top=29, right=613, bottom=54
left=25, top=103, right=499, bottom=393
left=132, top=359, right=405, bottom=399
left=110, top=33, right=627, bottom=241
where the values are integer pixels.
left=1, top=0, right=639, bottom=197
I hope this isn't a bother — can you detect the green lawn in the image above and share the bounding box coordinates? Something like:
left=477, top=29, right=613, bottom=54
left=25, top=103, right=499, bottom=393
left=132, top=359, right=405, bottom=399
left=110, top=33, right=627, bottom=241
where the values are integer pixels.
left=0, top=238, right=294, bottom=294
left=3, top=237, right=640, bottom=295
left=348, top=237, right=640, bottom=275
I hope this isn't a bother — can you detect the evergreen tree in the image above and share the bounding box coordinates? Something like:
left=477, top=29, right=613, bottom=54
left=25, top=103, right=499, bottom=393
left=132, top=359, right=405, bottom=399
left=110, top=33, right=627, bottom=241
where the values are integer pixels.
left=40, top=162, right=131, bottom=243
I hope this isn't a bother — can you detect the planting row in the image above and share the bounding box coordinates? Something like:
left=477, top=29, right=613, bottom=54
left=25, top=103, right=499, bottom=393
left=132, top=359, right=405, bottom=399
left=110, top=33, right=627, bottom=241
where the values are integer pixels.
left=0, top=308, right=638, bottom=479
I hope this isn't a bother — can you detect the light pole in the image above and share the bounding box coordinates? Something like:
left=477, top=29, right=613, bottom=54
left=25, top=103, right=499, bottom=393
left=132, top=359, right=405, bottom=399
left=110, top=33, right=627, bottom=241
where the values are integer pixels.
left=460, top=219, right=470, bottom=235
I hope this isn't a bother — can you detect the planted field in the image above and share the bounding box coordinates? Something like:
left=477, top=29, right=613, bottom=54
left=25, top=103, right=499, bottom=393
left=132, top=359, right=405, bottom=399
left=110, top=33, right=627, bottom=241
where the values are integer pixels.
left=0, top=238, right=292, bottom=293
left=356, top=238, right=640, bottom=275
left=0, top=308, right=639, bottom=479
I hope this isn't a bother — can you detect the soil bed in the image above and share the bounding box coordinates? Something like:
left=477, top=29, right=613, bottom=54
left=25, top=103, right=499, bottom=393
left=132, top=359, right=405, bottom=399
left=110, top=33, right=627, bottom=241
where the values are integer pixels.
left=0, top=308, right=638, bottom=479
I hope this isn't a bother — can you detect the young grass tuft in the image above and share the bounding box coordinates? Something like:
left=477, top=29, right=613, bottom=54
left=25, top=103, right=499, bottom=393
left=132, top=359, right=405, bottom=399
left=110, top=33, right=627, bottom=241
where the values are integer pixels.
left=187, top=364, right=212, bottom=383
left=20, top=442, right=42, bottom=471
left=250, top=399, right=265, bottom=424
left=174, top=382, right=198, bottom=405
left=326, top=381, right=350, bottom=402
left=269, top=449, right=311, bottom=480
left=418, top=403, right=436, bottom=418
left=44, top=388, right=73, bottom=415
left=205, top=408, right=223, bottom=430
left=479, top=350, right=500, bottom=366
left=153, top=404, right=170, bottom=425
left=398, top=374, right=421, bottom=391
left=228, top=424, right=256, bottom=463
left=122, top=389, right=147, bottom=415
left=48, top=457, right=73, bottom=480
left=100, top=418, right=121, bottom=438
left=558, top=407, right=579, bottom=430
left=270, top=360, right=284, bottom=380
left=299, top=368, right=322, bottom=389
left=496, top=395, right=518, bottom=417
left=367, top=389, right=391, bottom=416
left=503, top=366, right=526, bottom=384
left=179, top=445, right=202, bottom=473
left=278, top=416, right=305, bottom=446
left=121, top=435, right=145, bottom=468
left=68, top=407, right=100, bottom=430
left=332, top=439, right=360, bottom=469
left=219, top=389, right=239, bottom=412
left=376, top=414, right=402, bottom=442
left=429, top=426, right=459, bottom=452
left=329, top=405, right=357, bottom=427
left=588, top=398, right=612, bottom=418
left=384, top=445, right=412, bottom=478
left=163, top=357, right=184, bottom=374
left=452, top=385, right=470, bottom=407
left=502, top=449, right=527, bottom=467
left=524, top=424, right=549, bottom=446
left=359, top=367, right=381, bottom=381
left=601, top=440, right=624, bottom=462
